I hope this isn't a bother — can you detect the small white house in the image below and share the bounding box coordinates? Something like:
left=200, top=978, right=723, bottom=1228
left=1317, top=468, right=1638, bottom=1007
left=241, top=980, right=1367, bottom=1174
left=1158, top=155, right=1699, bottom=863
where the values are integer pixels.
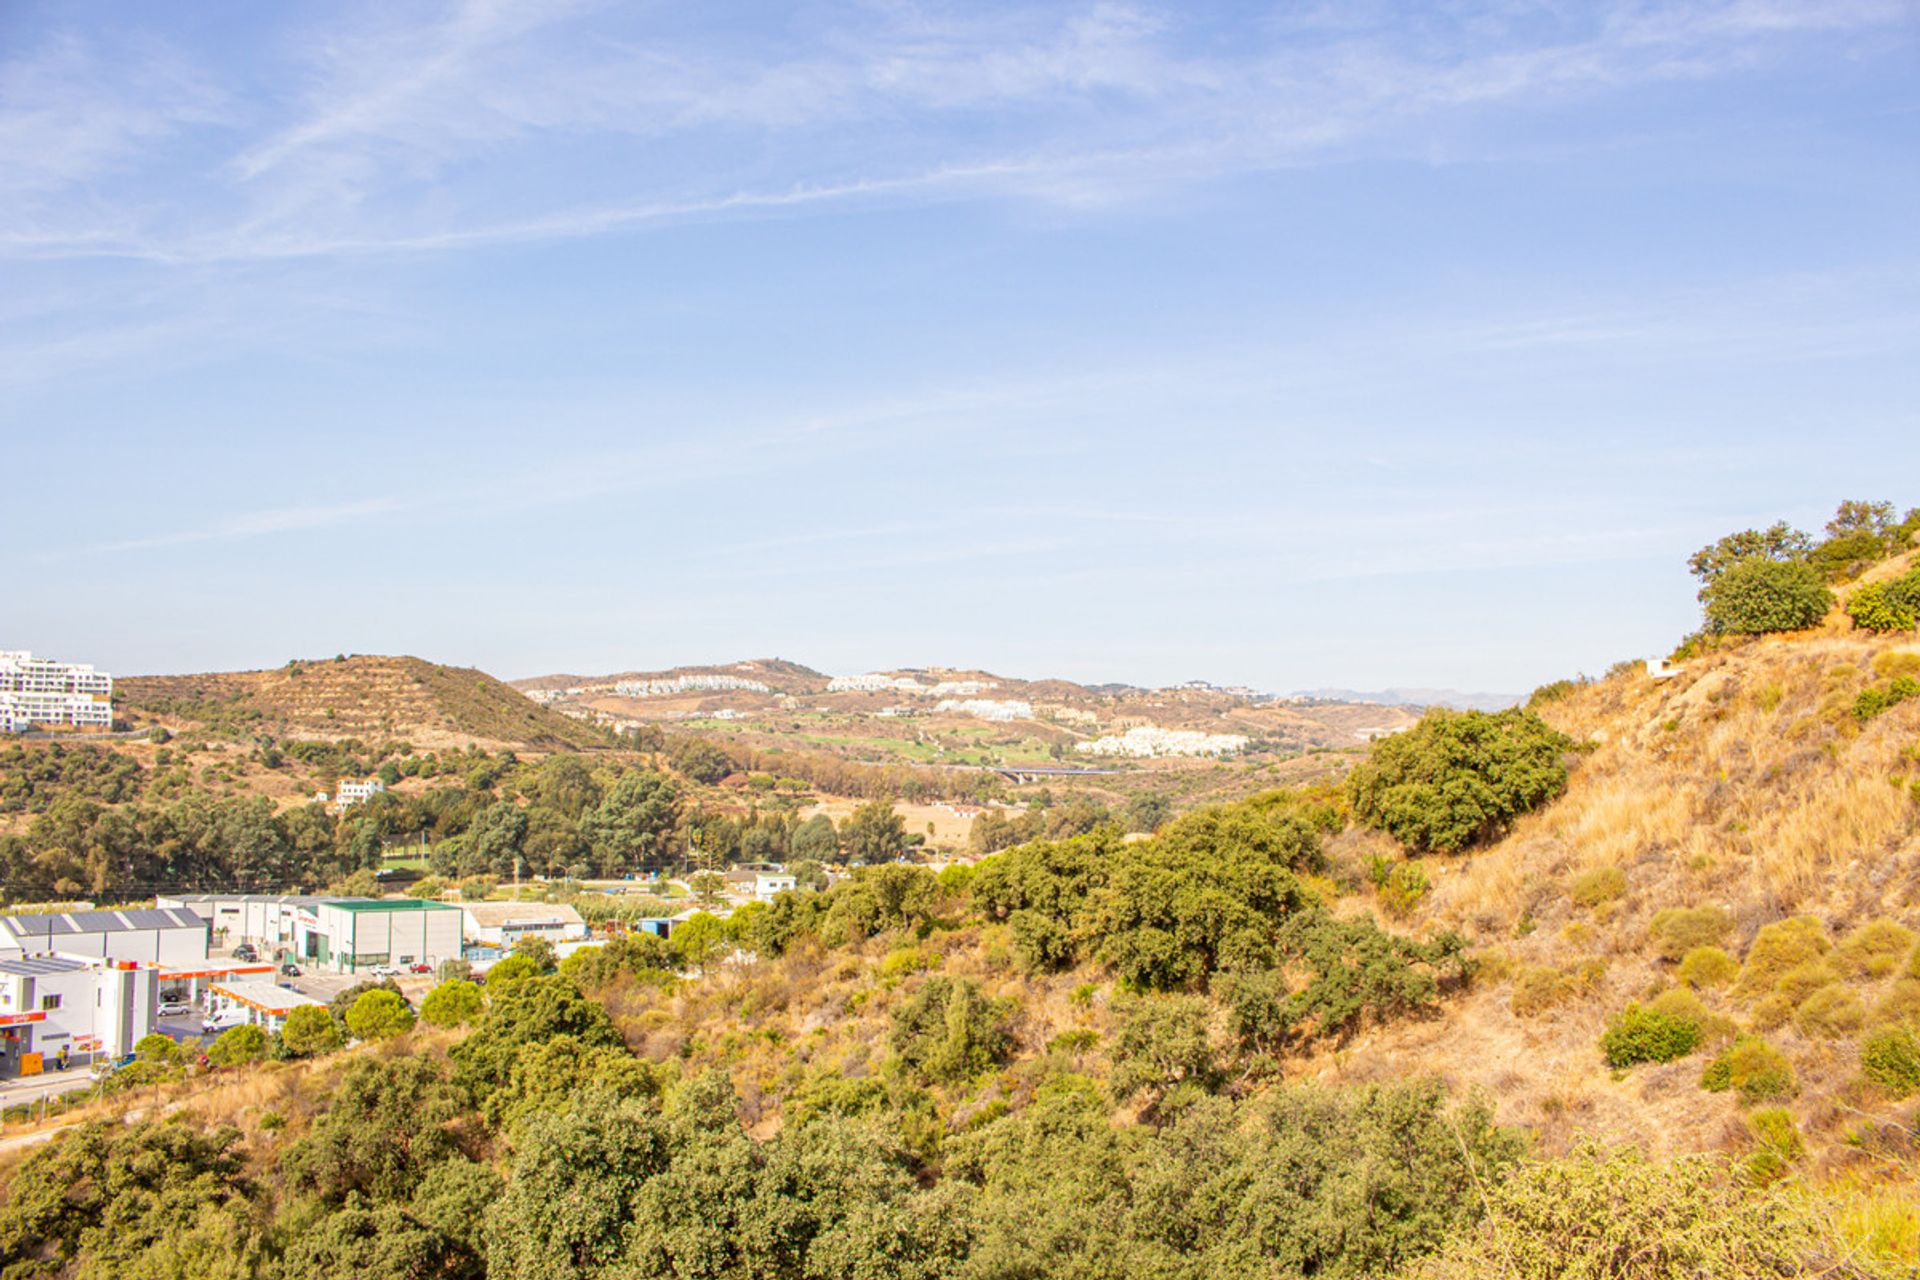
left=459, top=902, right=589, bottom=948
left=751, top=873, right=796, bottom=900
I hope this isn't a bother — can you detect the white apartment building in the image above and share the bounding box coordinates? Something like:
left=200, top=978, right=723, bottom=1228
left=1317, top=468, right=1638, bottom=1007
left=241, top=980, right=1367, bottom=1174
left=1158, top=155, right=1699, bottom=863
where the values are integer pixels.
left=1075, top=726, right=1250, bottom=758
left=334, top=777, right=386, bottom=807
left=0, top=651, right=113, bottom=733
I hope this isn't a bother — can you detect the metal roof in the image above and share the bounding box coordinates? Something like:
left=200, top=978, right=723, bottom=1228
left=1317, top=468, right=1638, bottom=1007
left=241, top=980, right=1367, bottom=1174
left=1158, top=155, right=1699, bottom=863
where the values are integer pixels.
left=324, top=899, right=459, bottom=913
left=0, top=907, right=204, bottom=937
left=0, top=956, right=92, bottom=977
left=208, top=980, right=324, bottom=1014
left=461, top=902, right=585, bottom=927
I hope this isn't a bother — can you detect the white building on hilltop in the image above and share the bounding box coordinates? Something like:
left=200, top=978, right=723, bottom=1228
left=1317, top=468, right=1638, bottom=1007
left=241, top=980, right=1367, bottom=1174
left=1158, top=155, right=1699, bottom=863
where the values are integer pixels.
left=0, top=651, right=112, bottom=733
left=334, top=777, right=386, bottom=807
left=934, top=698, right=1033, bottom=722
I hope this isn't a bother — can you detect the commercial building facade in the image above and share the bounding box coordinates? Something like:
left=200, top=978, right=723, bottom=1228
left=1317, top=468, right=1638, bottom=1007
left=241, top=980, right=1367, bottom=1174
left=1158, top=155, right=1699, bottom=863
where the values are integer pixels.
left=459, top=902, right=589, bottom=948
left=0, top=651, right=113, bottom=732
left=158, top=894, right=361, bottom=956
left=310, top=900, right=462, bottom=973
left=0, top=956, right=157, bottom=1074
left=0, top=908, right=209, bottom=967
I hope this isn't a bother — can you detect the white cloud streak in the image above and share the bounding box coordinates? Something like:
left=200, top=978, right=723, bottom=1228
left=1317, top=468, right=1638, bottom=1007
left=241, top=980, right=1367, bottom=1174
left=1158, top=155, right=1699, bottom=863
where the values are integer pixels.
left=0, top=0, right=1907, bottom=264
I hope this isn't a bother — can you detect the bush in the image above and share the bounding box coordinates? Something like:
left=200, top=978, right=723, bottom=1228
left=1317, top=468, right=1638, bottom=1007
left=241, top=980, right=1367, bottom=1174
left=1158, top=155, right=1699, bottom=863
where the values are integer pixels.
left=1854, top=675, right=1919, bottom=722
left=1876, top=650, right=1920, bottom=680
left=1838, top=919, right=1918, bottom=978
left=1409, top=1141, right=1836, bottom=1279
left=1848, top=582, right=1918, bottom=633
left=420, top=979, right=485, bottom=1028
left=1792, top=984, right=1865, bottom=1039
left=206, top=1023, right=269, bottom=1067
left=1107, top=993, right=1216, bottom=1104
left=1568, top=866, right=1626, bottom=909
left=134, top=1032, right=179, bottom=1062
left=1860, top=1025, right=1920, bottom=1097
left=1735, top=916, right=1831, bottom=997
left=1345, top=708, right=1575, bottom=854
left=1700, top=1037, right=1796, bottom=1105
left=1601, top=1002, right=1701, bottom=1067
left=1510, top=960, right=1606, bottom=1017
left=1677, top=946, right=1737, bottom=989
left=1749, top=993, right=1794, bottom=1032
left=1649, top=906, right=1733, bottom=963
left=1745, top=1107, right=1803, bottom=1185
left=888, top=976, right=1015, bottom=1084
left=345, top=989, right=416, bottom=1041
left=1377, top=861, right=1430, bottom=918
left=280, top=1004, right=343, bottom=1057
left=1772, top=959, right=1842, bottom=1004
left=1873, top=977, right=1920, bottom=1027
left=1702, top=558, right=1832, bottom=635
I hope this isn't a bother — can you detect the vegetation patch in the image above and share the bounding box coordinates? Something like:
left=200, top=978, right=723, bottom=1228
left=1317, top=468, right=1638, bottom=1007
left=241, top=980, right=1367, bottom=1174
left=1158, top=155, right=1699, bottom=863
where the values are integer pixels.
left=1601, top=1002, right=1702, bottom=1067
left=1700, top=1036, right=1797, bottom=1105
left=1345, top=708, right=1575, bottom=854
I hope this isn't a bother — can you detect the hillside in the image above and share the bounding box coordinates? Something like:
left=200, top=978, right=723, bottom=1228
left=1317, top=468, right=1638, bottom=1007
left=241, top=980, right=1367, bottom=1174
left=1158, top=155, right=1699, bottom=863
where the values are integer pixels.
left=512, top=658, right=1421, bottom=786
left=1316, top=565, right=1920, bottom=1167
left=118, top=655, right=613, bottom=752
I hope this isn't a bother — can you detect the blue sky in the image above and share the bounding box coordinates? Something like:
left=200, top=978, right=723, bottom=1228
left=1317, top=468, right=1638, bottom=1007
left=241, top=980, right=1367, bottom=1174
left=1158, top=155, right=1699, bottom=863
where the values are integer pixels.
left=2, top=1, right=1916, bottom=693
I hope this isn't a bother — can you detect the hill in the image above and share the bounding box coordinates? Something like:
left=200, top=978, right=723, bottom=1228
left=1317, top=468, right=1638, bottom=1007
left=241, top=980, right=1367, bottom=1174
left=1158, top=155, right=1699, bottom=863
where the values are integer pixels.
left=118, top=655, right=613, bottom=752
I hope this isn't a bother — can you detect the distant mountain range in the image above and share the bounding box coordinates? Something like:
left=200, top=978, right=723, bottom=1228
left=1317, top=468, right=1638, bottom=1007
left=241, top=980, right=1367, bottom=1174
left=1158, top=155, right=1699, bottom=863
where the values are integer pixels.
left=1290, top=688, right=1522, bottom=712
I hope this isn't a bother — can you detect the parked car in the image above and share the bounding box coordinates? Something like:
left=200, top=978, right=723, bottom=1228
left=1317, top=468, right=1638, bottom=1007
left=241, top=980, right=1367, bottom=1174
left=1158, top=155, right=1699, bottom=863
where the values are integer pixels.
left=280, top=963, right=302, bottom=977
left=409, top=962, right=432, bottom=974
left=201, top=1012, right=247, bottom=1036
left=157, top=999, right=193, bottom=1018
left=231, top=944, right=257, bottom=961
left=370, top=964, right=399, bottom=977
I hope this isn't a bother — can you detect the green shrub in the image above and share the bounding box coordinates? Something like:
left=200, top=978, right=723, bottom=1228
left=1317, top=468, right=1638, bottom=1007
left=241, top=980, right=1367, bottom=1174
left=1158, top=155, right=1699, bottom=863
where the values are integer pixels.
left=1345, top=708, right=1574, bottom=853
left=1702, top=558, right=1832, bottom=635
left=1409, top=1141, right=1836, bottom=1279
left=1649, top=906, right=1733, bottom=963
left=420, top=978, right=484, bottom=1028
left=134, top=1032, right=180, bottom=1062
left=1734, top=917, right=1831, bottom=997
left=1860, top=1025, right=1920, bottom=1097
left=1744, top=1107, right=1803, bottom=1185
left=1792, top=984, right=1865, bottom=1039
left=206, top=1023, right=269, bottom=1067
left=1677, top=946, right=1737, bottom=989
left=1699, top=1036, right=1796, bottom=1105
left=1837, top=919, right=1918, bottom=978
left=1601, top=1002, right=1701, bottom=1067
left=345, top=989, right=416, bottom=1041
left=1854, top=675, right=1919, bottom=722
left=280, top=1004, right=343, bottom=1057
left=1568, top=866, right=1626, bottom=909
left=1377, top=861, right=1430, bottom=918
left=1106, top=993, right=1216, bottom=1104
left=888, top=976, right=1015, bottom=1084
left=1847, top=582, right=1917, bottom=633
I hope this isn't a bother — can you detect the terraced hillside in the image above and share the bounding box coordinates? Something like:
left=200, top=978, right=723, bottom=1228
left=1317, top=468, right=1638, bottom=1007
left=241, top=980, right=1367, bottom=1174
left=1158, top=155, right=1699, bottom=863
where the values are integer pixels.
left=118, top=655, right=612, bottom=752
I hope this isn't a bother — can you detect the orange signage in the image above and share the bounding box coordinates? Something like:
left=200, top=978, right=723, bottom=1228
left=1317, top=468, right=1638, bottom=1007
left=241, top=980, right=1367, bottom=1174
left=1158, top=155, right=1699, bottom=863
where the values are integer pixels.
left=158, top=965, right=274, bottom=981
left=0, top=1012, right=47, bottom=1027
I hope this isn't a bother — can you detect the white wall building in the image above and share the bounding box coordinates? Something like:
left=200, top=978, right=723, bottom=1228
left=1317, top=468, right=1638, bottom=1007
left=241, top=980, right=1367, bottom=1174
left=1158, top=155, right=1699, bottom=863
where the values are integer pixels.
left=1075, top=726, right=1250, bottom=758
left=0, top=955, right=157, bottom=1072
left=310, top=900, right=462, bottom=973
left=612, top=674, right=771, bottom=697
left=334, top=777, right=386, bottom=807
left=459, top=901, right=589, bottom=948
left=0, top=651, right=113, bottom=733
left=934, top=698, right=1033, bottom=722
left=158, top=894, right=361, bottom=956
left=0, top=908, right=209, bottom=967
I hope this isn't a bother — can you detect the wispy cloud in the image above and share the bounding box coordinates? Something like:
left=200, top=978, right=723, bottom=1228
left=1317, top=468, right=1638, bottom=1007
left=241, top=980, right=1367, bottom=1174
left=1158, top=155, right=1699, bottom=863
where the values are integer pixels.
left=71, top=497, right=408, bottom=555
left=1, top=0, right=1906, bottom=264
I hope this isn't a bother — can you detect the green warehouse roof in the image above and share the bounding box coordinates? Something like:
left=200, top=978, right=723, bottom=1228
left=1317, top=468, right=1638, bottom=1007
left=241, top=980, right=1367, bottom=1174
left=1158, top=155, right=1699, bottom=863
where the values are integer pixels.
left=326, top=899, right=462, bottom=912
